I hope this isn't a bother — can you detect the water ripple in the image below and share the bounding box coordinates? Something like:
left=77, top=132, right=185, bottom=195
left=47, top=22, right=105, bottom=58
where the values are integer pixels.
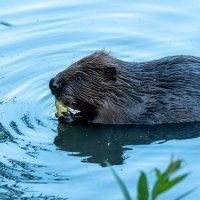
left=0, top=0, right=200, bottom=199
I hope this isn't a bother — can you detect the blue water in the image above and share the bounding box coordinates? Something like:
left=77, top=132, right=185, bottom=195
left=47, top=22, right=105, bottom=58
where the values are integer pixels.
left=0, top=0, right=200, bottom=199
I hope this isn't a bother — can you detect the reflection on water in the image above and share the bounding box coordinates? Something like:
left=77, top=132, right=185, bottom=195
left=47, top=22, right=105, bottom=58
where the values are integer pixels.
left=55, top=122, right=200, bottom=167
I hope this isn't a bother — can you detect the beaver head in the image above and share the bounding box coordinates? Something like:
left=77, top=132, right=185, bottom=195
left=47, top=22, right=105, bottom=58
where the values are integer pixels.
left=49, top=51, right=137, bottom=123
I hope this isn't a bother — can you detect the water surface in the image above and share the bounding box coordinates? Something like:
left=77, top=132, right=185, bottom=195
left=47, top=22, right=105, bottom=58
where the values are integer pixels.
left=0, top=0, right=200, bottom=199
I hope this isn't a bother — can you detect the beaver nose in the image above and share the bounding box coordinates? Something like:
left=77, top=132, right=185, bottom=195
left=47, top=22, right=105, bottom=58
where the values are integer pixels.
left=49, top=77, right=59, bottom=94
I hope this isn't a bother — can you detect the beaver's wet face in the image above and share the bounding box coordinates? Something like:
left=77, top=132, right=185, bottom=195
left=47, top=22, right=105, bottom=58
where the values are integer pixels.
left=49, top=51, right=117, bottom=120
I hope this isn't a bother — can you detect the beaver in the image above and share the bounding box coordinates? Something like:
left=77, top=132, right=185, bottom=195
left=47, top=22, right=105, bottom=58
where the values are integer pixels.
left=49, top=50, right=200, bottom=124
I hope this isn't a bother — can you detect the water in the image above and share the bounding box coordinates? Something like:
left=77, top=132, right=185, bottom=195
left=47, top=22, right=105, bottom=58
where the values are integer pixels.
left=0, top=0, right=200, bottom=199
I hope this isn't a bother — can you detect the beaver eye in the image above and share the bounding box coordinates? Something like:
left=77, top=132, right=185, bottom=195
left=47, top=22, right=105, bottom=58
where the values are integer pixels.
left=59, top=82, right=65, bottom=88
left=74, top=72, right=86, bottom=81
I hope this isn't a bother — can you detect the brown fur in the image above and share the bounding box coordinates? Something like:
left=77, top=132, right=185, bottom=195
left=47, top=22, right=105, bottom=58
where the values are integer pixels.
left=50, top=51, right=200, bottom=124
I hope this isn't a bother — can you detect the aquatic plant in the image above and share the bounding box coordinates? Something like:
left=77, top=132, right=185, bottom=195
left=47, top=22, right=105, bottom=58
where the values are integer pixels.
left=106, top=159, right=197, bottom=200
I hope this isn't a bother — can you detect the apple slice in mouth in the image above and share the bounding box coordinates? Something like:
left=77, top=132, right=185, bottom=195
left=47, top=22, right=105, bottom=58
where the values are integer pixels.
left=55, top=99, right=69, bottom=118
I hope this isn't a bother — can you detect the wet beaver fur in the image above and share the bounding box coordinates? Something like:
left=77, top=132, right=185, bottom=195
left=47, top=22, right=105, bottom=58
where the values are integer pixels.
left=49, top=51, right=200, bottom=124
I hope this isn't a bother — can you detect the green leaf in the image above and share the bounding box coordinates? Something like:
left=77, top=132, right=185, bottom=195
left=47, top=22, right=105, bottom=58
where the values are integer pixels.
left=155, top=169, right=161, bottom=179
left=158, top=173, right=189, bottom=194
left=105, top=161, right=132, bottom=200
left=163, top=160, right=182, bottom=179
left=151, top=182, right=161, bottom=200
left=151, top=160, right=187, bottom=200
left=151, top=175, right=165, bottom=200
left=174, top=187, right=198, bottom=200
left=152, top=173, right=189, bottom=200
left=137, top=172, right=148, bottom=200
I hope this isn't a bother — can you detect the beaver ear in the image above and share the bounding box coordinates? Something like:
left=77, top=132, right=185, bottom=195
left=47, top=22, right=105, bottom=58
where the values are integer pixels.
left=105, top=67, right=117, bottom=81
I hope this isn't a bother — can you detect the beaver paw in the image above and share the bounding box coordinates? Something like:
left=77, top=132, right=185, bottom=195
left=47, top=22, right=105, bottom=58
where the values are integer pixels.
left=58, top=111, right=75, bottom=123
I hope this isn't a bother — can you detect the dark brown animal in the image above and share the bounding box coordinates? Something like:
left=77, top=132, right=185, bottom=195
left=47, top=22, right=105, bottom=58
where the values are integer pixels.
left=49, top=51, right=200, bottom=124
